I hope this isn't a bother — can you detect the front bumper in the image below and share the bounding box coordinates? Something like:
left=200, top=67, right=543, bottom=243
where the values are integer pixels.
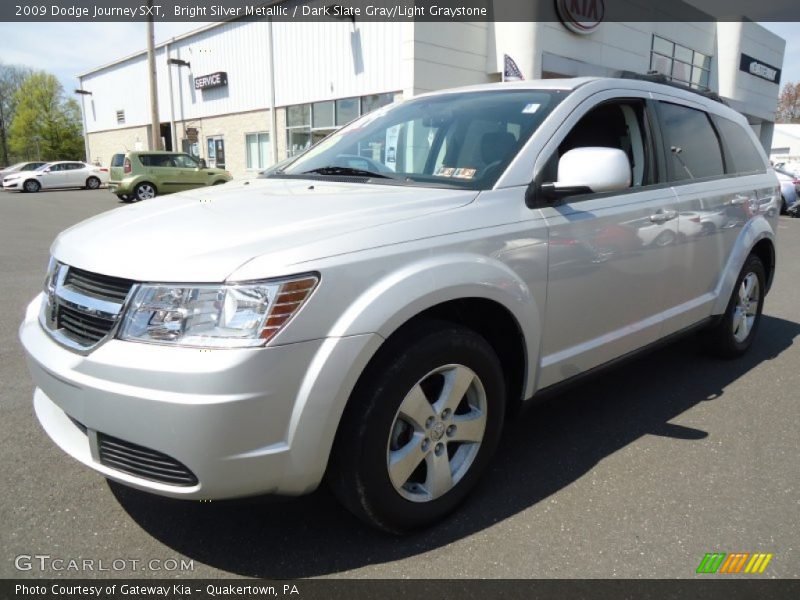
left=3, top=181, right=20, bottom=189
left=20, top=294, right=380, bottom=499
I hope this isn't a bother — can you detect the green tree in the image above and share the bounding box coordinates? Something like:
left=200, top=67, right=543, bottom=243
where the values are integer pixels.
left=8, top=72, right=84, bottom=162
left=0, top=62, right=33, bottom=165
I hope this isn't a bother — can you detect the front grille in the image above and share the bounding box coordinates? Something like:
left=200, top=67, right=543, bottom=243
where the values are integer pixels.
left=64, top=267, right=134, bottom=302
left=97, top=433, right=198, bottom=487
left=57, top=304, right=116, bottom=345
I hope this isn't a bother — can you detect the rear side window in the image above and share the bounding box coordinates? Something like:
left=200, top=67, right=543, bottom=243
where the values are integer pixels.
left=139, top=155, right=175, bottom=167
left=713, top=117, right=766, bottom=175
left=110, top=154, right=125, bottom=167
left=658, top=102, right=724, bottom=182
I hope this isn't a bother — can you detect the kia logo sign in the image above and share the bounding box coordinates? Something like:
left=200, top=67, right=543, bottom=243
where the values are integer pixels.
left=194, top=72, right=228, bottom=90
left=556, top=0, right=605, bottom=35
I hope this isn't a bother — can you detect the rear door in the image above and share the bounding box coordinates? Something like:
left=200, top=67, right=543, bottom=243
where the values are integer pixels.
left=536, top=93, right=680, bottom=389
left=171, top=153, right=207, bottom=190
left=653, top=98, right=759, bottom=335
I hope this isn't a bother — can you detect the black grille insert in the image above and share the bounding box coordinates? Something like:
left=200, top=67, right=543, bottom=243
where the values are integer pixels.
left=57, top=304, right=115, bottom=345
left=64, top=267, right=134, bottom=302
left=97, top=433, right=198, bottom=487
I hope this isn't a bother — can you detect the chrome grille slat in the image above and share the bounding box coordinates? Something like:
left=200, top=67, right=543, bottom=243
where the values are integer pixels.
left=63, top=267, right=134, bottom=302
left=48, top=265, right=135, bottom=349
left=97, top=433, right=198, bottom=486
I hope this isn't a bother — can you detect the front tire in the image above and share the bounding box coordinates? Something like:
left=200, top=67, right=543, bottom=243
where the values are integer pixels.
left=23, top=179, right=40, bottom=193
left=328, top=320, right=506, bottom=533
left=703, top=253, right=766, bottom=358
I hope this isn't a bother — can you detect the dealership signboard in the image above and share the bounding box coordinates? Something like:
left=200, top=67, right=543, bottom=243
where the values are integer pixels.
left=739, top=54, right=781, bottom=84
left=194, top=72, right=228, bottom=90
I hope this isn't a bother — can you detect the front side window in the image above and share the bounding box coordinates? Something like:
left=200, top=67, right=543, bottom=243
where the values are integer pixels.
left=658, top=102, right=724, bottom=181
left=279, top=90, right=565, bottom=190
left=539, top=99, right=654, bottom=192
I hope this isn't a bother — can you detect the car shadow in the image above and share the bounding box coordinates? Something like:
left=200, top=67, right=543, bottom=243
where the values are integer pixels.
left=109, top=315, right=800, bottom=578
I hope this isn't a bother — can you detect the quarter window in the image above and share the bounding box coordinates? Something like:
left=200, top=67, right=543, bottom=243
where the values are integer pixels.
left=658, top=102, right=724, bottom=181
left=713, top=117, right=766, bottom=175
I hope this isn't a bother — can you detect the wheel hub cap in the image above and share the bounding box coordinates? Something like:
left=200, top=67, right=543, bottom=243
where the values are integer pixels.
left=386, top=364, right=488, bottom=503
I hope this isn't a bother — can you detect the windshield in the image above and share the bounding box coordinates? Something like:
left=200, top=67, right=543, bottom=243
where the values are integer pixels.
left=278, top=89, right=565, bottom=189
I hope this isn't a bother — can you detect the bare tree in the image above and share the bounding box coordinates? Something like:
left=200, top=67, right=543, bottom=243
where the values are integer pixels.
left=0, top=62, right=33, bottom=165
left=776, top=82, right=800, bottom=124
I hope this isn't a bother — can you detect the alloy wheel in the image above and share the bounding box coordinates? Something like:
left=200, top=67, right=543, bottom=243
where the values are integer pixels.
left=136, top=184, right=155, bottom=200
left=732, top=272, right=759, bottom=343
left=386, top=364, right=487, bottom=503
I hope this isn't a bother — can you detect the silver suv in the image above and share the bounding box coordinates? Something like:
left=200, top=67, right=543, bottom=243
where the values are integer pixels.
left=20, top=77, right=778, bottom=532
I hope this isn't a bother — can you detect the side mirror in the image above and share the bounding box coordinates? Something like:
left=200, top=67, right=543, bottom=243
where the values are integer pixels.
left=198, top=159, right=207, bottom=169
left=540, top=147, right=631, bottom=202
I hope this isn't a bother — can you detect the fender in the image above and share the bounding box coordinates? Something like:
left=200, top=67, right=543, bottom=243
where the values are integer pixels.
left=711, top=214, right=776, bottom=315
left=278, top=253, right=543, bottom=492
left=327, top=251, right=540, bottom=394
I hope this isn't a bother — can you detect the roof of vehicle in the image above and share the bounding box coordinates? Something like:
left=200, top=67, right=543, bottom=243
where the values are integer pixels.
left=417, top=76, right=736, bottom=118
left=123, top=150, right=188, bottom=155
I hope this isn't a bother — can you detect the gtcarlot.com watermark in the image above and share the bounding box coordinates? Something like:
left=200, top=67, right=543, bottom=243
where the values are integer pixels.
left=14, top=554, right=194, bottom=573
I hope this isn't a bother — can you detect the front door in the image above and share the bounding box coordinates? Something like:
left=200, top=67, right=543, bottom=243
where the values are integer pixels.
left=536, top=97, right=679, bottom=389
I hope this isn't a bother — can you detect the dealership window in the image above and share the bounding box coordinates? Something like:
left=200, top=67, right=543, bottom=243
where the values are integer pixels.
left=285, top=92, right=398, bottom=157
left=245, top=132, right=272, bottom=169
left=650, top=35, right=711, bottom=90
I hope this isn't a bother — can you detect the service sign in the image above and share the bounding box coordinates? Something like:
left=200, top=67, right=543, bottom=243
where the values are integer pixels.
left=739, top=54, right=781, bottom=84
left=194, top=72, right=228, bottom=90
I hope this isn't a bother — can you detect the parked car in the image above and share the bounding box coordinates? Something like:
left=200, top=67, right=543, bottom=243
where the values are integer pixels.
left=108, top=151, right=232, bottom=202
left=775, top=168, right=799, bottom=214
left=0, top=161, right=47, bottom=182
left=2, top=161, right=109, bottom=192
left=20, top=77, right=779, bottom=532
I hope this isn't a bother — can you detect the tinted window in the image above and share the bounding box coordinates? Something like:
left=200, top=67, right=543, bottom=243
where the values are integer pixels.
left=714, top=117, right=765, bottom=174
left=658, top=102, right=724, bottom=181
left=172, top=154, right=199, bottom=168
left=110, top=154, right=125, bottom=167
left=139, top=155, right=175, bottom=167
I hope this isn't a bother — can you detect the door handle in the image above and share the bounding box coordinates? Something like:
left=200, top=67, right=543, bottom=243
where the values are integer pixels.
left=649, top=209, right=678, bottom=223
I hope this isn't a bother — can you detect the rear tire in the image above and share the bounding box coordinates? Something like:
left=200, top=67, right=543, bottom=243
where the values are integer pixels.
left=23, top=179, right=40, bottom=193
left=133, top=182, right=156, bottom=201
left=703, top=253, right=765, bottom=358
left=328, top=320, right=506, bottom=533
left=85, top=176, right=101, bottom=190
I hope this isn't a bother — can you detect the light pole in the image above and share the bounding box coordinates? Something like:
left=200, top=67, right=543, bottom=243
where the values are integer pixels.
left=74, top=88, right=92, bottom=162
left=167, top=58, right=191, bottom=153
left=146, top=2, right=161, bottom=150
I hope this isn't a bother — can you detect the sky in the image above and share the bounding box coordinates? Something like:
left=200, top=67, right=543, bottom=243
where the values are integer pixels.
left=0, top=21, right=797, bottom=96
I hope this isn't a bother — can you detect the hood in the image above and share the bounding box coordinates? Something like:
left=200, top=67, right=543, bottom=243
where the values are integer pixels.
left=52, top=177, right=477, bottom=282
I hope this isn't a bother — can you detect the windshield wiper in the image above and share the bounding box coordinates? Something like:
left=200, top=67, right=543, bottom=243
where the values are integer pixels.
left=301, top=166, right=395, bottom=179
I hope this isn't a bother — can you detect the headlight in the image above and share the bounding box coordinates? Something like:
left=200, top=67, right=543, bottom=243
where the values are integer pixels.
left=117, top=274, right=318, bottom=348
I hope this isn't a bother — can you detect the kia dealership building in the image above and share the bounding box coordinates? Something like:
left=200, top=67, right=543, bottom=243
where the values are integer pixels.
left=76, top=3, right=785, bottom=177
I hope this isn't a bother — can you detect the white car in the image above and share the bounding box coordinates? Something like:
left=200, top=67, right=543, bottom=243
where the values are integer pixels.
left=2, top=161, right=109, bottom=193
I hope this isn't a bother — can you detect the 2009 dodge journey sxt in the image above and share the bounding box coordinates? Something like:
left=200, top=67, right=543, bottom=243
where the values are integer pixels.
left=20, top=76, right=779, bottom=532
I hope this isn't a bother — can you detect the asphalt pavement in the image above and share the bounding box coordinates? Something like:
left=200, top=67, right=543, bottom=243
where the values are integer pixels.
left=1, top=188, right=798, bottom=579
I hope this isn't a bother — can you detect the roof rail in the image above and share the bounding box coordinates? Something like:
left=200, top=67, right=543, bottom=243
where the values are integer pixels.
left=615, top=70, right=727, bottom=105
